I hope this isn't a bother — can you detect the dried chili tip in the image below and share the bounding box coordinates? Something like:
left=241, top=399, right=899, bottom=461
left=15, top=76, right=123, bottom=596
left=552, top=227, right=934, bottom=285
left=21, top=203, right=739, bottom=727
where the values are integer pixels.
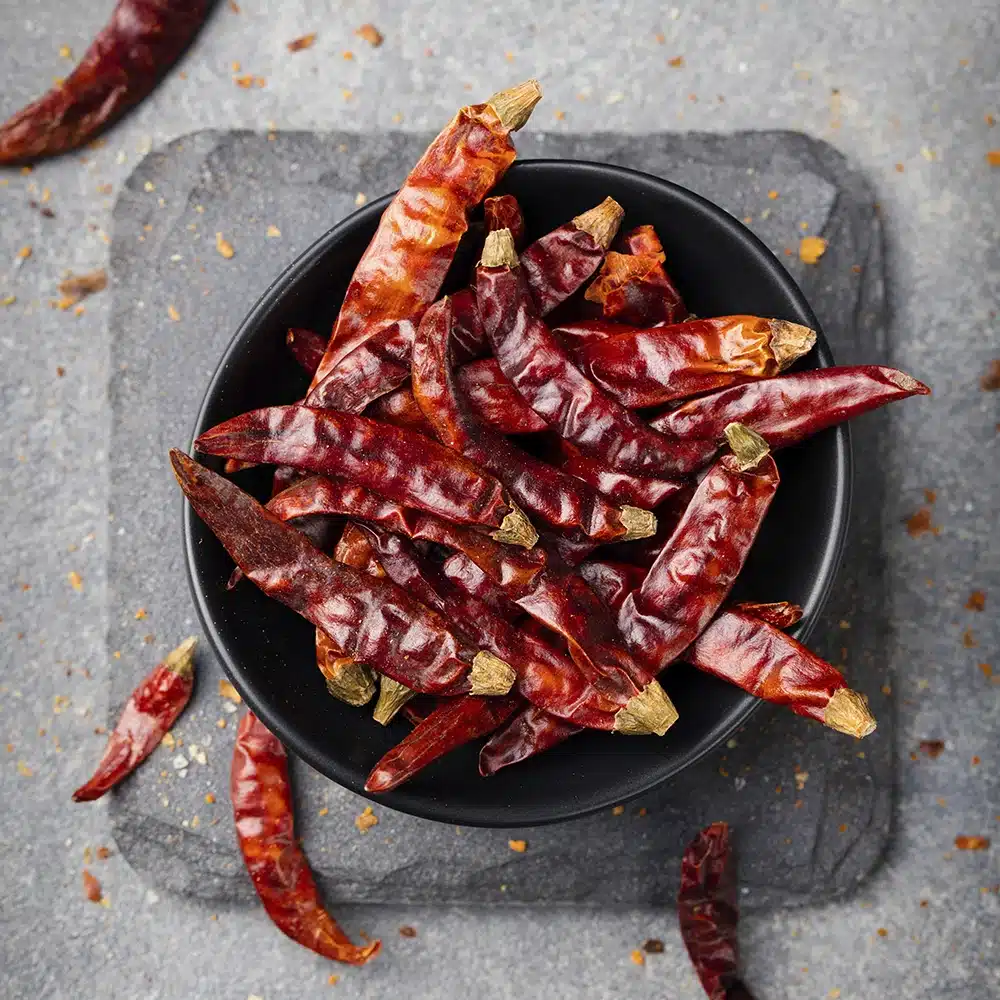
left=372, top=675, right=414, bottom=725
left=824, top=688, right=877, bottom=738
left=769, top=319, right=817, bottom=369
left=480, top=228, right=519, bottom=268
left=487, top=79, right=543, bottom=132
left=469, top=651, right=517, bottom=695
left=619, top=505, right=657, bottom=542
left=572, top=197, right=626, bottom=251
left=723, top=422, right=771, bottom=471
left=613, top=679, right=679, bottom=736
left=163, top=635, right=198, bottom=680
left=491, top=503, right=539, bottom=549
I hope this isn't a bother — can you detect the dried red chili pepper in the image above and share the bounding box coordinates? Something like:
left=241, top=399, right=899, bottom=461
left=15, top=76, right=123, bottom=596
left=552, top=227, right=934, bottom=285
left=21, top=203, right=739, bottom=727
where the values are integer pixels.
left=477, top=229, right=708, bottom=477
left=686, top=610, right=876, bottom=736
left=678, top=822, right=752, bottom=1000
left=311, top=197, right=623, bottom=413
left=619, top=224, right=664, bottom=257
left=308, top=81, right=541, bottom=393
left=452, top=358, right=548, bottom=432
left=286, top=327, right=327, bottom=376
left=617, top=425, right=780, bottom=678
left=440, top=551, right=523, bottom=620
left=411, top=295, right=655, bottom=542
left=650, top=365, right=931, bottom=451
left=365, top=695, right=522, bottom=792
left=0, top=0, right=211, bottom=164
left=72, top=636, right=197, bottom=802
left=564, top=315, right=816, bottom=409
left=484, top=194, right=526, bottom=247
left=232, top=711, right=381, bottom=964
left=365, top=384, right=438, bottom=436
left=479, top=703, right=580, bottom=776
left=194, top=405, right=535, bottom=544
left=171, top=450, right=515, bottom=696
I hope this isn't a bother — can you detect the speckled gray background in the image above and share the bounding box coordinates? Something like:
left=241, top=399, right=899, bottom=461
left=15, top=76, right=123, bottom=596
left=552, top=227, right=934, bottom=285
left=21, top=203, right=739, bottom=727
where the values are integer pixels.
left=1, top=2, right=997, bottom=999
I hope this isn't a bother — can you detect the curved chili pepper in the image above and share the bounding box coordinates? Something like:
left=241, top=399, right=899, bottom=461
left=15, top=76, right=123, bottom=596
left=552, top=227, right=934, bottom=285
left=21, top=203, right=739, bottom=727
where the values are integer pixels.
left=484, top=194, right=526, bottom=247
left=678, top=822, right=751, bottom=1000
left=308, top=80, right=542, bottom=393
left=650, top=365, right=931, bottom=450
left=365, top=384, right=438, bottom=436
left=564, top=316, right=817, bottom=408
left=687, top=611, right=876, bottom=736
left=359, top=526, right=619, bottom=729
left=194, top=405, right=535, bottom=543
left=232, top=711, right=381, bottom=965
left=617, top=425, right=780, bottom=679
left=479, top=703, right=580, bottom=776
left=310, top=196, right=623, bottom=413
left=0, top=0, right=211, bottom=164
left=583, top=246, right=686, bottom=326
left=72, top=637, right=197, bottom=802
left=477, top=229, right=708, bottom=477
left=170, top=450, right=515, bottom=696
left=365, top=695, right=522, bottom=792
left=286, top=327, right=328, bottom=376
left=453, top=358, right=548, bottom=432
left=410, top=296, right=655, bottom=542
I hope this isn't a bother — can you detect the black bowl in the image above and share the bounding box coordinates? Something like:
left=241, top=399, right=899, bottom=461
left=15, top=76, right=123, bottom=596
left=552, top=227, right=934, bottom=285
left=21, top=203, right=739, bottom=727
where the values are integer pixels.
left=184, top=160, right=851, bottom=827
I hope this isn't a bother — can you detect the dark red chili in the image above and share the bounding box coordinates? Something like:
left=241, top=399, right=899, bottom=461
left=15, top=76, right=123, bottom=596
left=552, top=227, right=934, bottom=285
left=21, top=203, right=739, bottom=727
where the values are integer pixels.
left=72, top=637, right=197, bottom=802
left=583, top=249, right=686, bottom=326
left=170, top=450, right=515, bottom=696
left=232, top=711, right=381, bottom=964
left=0, top=0, right=211, bottom=164
left=286, top=327, right=327, bottom=376
left=479, top=703, right=580, bottom=776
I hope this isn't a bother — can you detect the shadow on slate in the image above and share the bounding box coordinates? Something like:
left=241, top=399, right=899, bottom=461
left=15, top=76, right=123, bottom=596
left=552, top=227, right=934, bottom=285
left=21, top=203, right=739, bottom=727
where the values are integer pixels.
left=105, top=128, right=892, bottom=909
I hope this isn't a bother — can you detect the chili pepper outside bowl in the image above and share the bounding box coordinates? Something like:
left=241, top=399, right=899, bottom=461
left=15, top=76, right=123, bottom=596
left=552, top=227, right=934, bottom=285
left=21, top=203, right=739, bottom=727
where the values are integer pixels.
left=184, top=160, right=851, bottom=828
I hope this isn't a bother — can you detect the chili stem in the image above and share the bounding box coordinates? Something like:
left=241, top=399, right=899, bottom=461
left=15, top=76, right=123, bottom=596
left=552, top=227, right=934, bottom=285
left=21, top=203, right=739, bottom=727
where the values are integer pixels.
left=486, top=80, right=543, bottom=131
left=469, top=651, right=517, bottom=695
left=372, top=675, right=415, bottom=725
left=572, top=197, right=626, bottom=251
left=612, top=679, right=679, bottom=736
left=824, top=687, right=877, bottom=737
left=723, top=422, right=770, bottom=470
left=769, top=320, right=817, bottom=370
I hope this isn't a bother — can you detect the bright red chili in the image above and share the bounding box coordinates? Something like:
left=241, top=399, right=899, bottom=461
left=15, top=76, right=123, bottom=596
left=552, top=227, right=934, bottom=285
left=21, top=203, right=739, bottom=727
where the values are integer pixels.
left=72, top=636, right=197, bottom=802
left=232, top=711, right=381, bottom=965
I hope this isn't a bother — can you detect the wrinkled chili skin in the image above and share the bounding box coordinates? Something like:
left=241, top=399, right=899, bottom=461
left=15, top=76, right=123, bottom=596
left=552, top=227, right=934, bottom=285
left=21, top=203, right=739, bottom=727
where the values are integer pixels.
left=578, top=560, right=648, bottom=614
left=195, top=405, right=514, bottom=530
left=365, top=695, right=522, bottom=792
left=687, top=610, right=848, bottom=723
left=171, top=451, right=484, bottom=695
left=479, top=703, right=581, bottom=775
left=520, top=219, right=609, bottom=314
left=618, top=453, right=780, bottom=679
left=477, top=261, right=707, bottom=477
left=232, top=712, right=380, bottom=965
left=286, top=327, right=327, bottom=376
left=72, top=639, right=195, bottom=802
left=441, top=551, right=523, bottom=620
left=365, top=385, right=438, bottom=436
left=308, top=100, right=522, bottom=392
left=411, top=297, right=641, bottom=541
left=484, top=194, right=526, bottom=247
left=568, top=316, right=793, bottom=409
left=650, top=365, right=931, bottom=450
left=456, top=358, right=548, bottom=433
left=583, top=249, right=686, bottom=326
left=678, top=822, right=753, bottom=1000
left=359, top=526, right=618, bottom=728
left=619, top=224, right=664, bottom=257
left=0, top=0, right=211, bottom=164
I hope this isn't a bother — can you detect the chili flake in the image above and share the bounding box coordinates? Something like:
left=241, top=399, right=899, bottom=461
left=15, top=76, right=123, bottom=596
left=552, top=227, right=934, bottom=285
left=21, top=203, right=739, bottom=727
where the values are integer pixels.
left=508, top=839, right=527, bottom=852
left=218, top=679, right=241, bottom=702
left=955, top=835, right=990, bottom=850
left=167, top=305, right=180, bottom=322
left=68, top=571, right=83, bottom=592
left=355, top=805, right=378, bottom=833
left=905, top=507, right=940, bottom=537
left=986, top=151, right=1000, bottom=166
left=286, top=33, right=316, bottom=53
left=16, top=245, right=32, bottom=260
left=17, top=760, right=33, bottom=777
left=630, top=949, right=645, bottom=966
left=966, top=590, right=986, bottom=611
left=963, top=629, right=977, bottom=648
left=767, top=190, right=779, bottom=199
left=83, top=869, right=102, bottom=902
left=668, top=56, right=684, bottom=67
left=399, top=925, right=417, bottom=938
left=919, top=740, right=945, bottom=758
left=57, top=269, right=107, bottom=304
left=980, top=360, right=1000, bottom=391
left=612, top=805, right=625, bottom=816
left=135, top=607, right=147, bottom=619
left=215, top=232, right=235, bottom=259
left=799, top=236, right=828, bottom=264
left=877, top=927, right=888, bottom=937
left=266, top=225, right=281, bottom=238
left=204, top=793, right=215, bottom=804
left=979, top=663, right=993, bottom=679
left=643, top=938, right=665, bottom=953
left=355, top=24, right=384, bottom=47
left=234, top=75, right=254, bottom=89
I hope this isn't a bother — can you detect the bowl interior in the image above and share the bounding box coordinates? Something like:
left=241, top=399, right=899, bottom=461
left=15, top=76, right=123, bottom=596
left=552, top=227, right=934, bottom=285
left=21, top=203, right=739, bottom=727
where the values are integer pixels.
left=184, top=160, right=850, bottom=827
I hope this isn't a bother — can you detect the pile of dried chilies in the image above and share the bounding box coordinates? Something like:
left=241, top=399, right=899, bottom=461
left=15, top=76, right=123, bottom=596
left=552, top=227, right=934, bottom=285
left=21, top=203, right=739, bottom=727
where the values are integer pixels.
left=75, top=80, right=931, bottom=969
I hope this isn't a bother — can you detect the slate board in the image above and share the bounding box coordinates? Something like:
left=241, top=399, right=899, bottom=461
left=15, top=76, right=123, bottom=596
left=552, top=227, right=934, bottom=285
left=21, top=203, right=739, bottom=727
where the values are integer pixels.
left=105, top=128, right=893, bottom=909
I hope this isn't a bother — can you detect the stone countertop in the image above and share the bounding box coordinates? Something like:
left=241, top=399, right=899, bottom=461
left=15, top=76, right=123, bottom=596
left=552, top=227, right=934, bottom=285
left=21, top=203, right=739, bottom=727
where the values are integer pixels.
left=0, top=3, right=997, bottom=999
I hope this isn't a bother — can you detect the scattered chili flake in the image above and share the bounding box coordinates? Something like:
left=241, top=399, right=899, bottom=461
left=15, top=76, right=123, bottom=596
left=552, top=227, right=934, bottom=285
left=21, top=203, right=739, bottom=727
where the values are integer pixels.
left=204, top=793, right=215, bottom=804
left=955, top=835, right=990, bottom=851
left=227, top=0, right=239, bottom=10
left=355, top=23, right=384, bottom=47
left=328, top=974, right=339, bottom=985
left=829, top=990, right=842, bottom=999
left=135, top=608, right=147, bottom=619
left=16, top=245, right=32, bottom=260
left=668, top=56, right=684, bottom=67
left=342, top=51, right=354, bottom=61
left=794, top=768, right=809, bottom=790
left=612, top=805, right=625, bottom=816
left=963, top=629, right=977, bottom=649
left=838, top=823, right=848, bottom=833
left=399, top=925, right=417, bottom=938
left=354, top=192, right=367, bottom=206
left=215, top=232, right=235, bottom=259
left=355, top=805, right=378, bottom=833
left=96, top=846, right=110, bottom=861
left=508, top=839, right=528, bottom=852
left=318, top=807, right=329, bottom=817
left=554, top=109, right=566, bottom=120
left=637, top=807, right=648, bottom=817
left=767, top=189, right=779, bottom=199
left=68, top=571, right=83, bottom=592
left=799, top=236, right=828, bottom=264
left=167, top=305, right=180, bottom=322
left=654, top=32, right=665, bottom=43
left=234, top=75, right=254, bottom=89
left=877, top=927, right=888, bottom=938
left=986, top=151, right=1000, bottom=167
left=630, top=949, right=645, bottom=966
left=82, top=869, right=102, bottom=902
left=17, top=760, right=33, bottom=777
left=83, top=847, right=94, bottom=865
left=57, top=269, right=107, bottom=304
left=986, top=114, right=995, bottom=126
left=905, top=507, right=940, bottom=537
left=919, top=899, right=929, bottom=907
left=965, top=590, right=986, bottom=612
left=895, top=163, right=904, bottom=172
left=266, top=224, right=281, bottom=238
left=978, top=663, right=993, bottom=679
left=161, top=731, right=175, bottom=750
left=643, top=938, right=665, bottom=953
left=980, top=360, right=1000, bottom=391
left=142, top=633, right=155, bottom=644
left=1, top=294, right=16, bottom=306
left=971, top=756, right=981, bottom=766
left=286, top=33, right=316, bottom=53
left=218, top=679, right=242, bottom=703
left=919, top=740, right=945, bottom=758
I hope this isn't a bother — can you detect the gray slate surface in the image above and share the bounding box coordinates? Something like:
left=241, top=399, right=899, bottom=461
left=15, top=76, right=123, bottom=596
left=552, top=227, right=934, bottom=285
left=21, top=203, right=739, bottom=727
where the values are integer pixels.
left=2, top=3, right=998, bottom=998
left=106, top=127, right=890, bottom=909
